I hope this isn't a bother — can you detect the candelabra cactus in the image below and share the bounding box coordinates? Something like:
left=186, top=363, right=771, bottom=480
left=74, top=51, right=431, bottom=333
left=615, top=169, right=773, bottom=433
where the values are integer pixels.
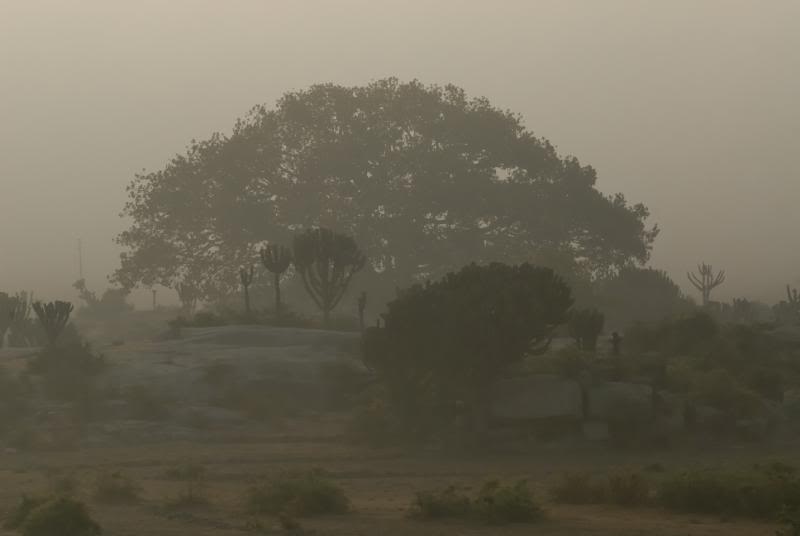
left=260, top=244, right=292, bottom=317
left=239, top=266, right=255, bottom=319
left=687, top=263, right=726, bottom=306
left=293, top=228, right=366, bottom=327
left=32, top=300, right=74, bottom=346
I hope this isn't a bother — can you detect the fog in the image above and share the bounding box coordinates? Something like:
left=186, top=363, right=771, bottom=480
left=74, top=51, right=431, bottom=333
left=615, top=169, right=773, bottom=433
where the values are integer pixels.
left=1, top=0, right=798, bottom=307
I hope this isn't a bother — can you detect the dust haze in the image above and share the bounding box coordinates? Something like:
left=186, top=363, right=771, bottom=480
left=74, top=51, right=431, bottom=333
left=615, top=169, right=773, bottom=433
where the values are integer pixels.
left=2, top=3, right=800, bottom=536
left=1, top=0, right=798, bottom=304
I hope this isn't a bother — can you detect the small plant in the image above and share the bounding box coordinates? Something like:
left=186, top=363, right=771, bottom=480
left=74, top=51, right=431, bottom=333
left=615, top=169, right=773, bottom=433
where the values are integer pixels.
left=411, top=486, right=472, bottom=519
left=247, top=468, right=349, bottom=517
left=474, top=480, right=544, bottom=524
left=93, top=471, right=140, bottom=504
left=549, top=472, right=606, bottom=504
left=606, top=470, right=651, bottom=507
left=12, top=496, right=101, bottom=536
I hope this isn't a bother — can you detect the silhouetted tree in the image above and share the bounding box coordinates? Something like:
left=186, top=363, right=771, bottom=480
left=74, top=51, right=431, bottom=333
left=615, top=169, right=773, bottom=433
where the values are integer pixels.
left=175, top=281, right=199, bottom=316
left=239, top=266, right=255, bottom=318
left=775, top=285, right=800, bottom=325
left=687, top=263, right=726, bottom=307
left=73, top=279, right=132, bottom=315
left=364, top=263, right=573, bottom=441
left=596, top=266, right=693, bottom=329
left=568, top=308, right=605, bottom=352
left=293, top=228, right=366, bottom=326
left=114, top=79, right=658, bottom=302
left=32, top=301, right=74, bottom=346
left=0, top=293, right=18, bottom=348
left=260, top=244, right=292, bottom=316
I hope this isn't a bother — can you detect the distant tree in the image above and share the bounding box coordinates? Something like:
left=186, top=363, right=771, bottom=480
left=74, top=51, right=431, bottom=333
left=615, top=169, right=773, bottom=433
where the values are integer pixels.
left=0, top=293, right=18, bottom=347
left=595, top=266, right=693, bottom=330
left=568, top=308, right=605, bottom=352
left=73, top=279, right=132, bottom=316
left=363, top=263, right=573, bottom=440
left=774, top=285, right=800, bottom=325
left=32, top=301, right=74, bottom=346
left=260, top=244, right=292, bottom=316
left=114, top=79, right=658, bottom=302
left=293, top=228, right=366, bottom=326
left=175, top=281, right=199, bottom=316
left=687, top=263, right=726, bottom=307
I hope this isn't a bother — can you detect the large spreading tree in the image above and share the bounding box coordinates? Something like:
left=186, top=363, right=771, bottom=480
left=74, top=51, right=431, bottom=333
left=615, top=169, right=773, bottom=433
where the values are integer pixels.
left=115, top=79, right=658, bottom=300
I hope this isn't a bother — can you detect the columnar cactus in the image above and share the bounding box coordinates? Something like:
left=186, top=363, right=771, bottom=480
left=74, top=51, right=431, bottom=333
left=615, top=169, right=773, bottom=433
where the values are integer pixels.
left=260, top=244, right=292, bottom=317
left=239, top=266, right=255, bottom=319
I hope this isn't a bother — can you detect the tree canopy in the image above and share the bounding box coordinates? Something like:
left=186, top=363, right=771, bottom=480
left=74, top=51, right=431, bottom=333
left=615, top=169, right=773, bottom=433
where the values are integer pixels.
left=115, top=78, right=657, bottom=301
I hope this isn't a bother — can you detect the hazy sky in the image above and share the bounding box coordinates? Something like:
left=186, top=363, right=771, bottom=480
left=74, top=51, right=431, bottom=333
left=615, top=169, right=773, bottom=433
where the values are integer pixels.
left=1, top=0, right=798, bottom=307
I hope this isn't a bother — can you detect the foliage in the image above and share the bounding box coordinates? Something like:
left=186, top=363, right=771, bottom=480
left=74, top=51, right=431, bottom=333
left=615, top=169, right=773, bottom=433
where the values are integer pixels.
left=365, top=262, right=572, bottom=440
left=7, top=292, right=46, bottom=347
left=606, top=470, right=651, bottom=506
left=293, top=228, right=366, bottom=325
left=246, top=469, right=349, bottom=517
left=114, top=79, right=657, bottom=302
left=4, top=496, right=48, bottom=530
left=690, top=368, right=764, bottom=419
left=32, top=301, right=74, bottom=346
left=475, top=480, right=544, bottom=524
left=568, top=308, right=605, bottom=352
left=93, top=471, right=141, bottom=504
left=73, top=279, right=133, bottom=316
left=658, top=463, right=800, bottom=519
left=412, top=480, right=543, bottom=525
left=594, top=267, right=694, bottom=330
left=28, top=342, right=105, bottom=402
left=15, top=496, right=101, bottom=536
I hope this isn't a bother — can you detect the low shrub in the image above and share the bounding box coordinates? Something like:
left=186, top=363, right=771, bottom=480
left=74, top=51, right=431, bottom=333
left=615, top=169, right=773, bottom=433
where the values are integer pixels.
left=411, top=486, right=472, bottom=519
left=658, top=464, right=800, bottom=519
left=606, top=470, right=651, bottom=507
left=247, top=469, right=349, bottom=517
left=474, top=480, right=544, bottom=524
left=4, top=496, right=49, bottom=530
left=412, top=480, right=543, bottom=525
left=12, top=496, right=101, bottom=536
left=28, top=343, right=105, bottom=402
left=93, top=471, right=140, bottom=504
left=549, top=472, right=605, bottom=504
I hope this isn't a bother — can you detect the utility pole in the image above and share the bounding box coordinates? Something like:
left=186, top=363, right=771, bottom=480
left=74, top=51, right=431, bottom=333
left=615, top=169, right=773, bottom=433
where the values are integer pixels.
left=77, top=238, right=84, bottom=280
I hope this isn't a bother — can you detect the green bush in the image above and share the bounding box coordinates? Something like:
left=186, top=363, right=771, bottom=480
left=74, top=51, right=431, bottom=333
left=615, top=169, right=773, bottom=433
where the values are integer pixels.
left=247, top=469, right=349, bottom=517
left=606, top=470, right=651, bottom=507
left=93, top=471, right=140, bottom=504
left=412, top=480, right=543, bottom=525
left=16, top=497, right=101, bottom=536
left=474, top=480, right=544, bottom=524
left=549, top=472, right=605, bottom=504
left=658, top=464, right=800, bottom=519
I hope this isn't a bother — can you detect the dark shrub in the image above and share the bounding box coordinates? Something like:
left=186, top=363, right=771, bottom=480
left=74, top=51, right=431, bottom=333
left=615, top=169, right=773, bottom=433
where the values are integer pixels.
left=474, top=480, right=544, bottom=524
left=606, top=470, right=651, bottom=507
left=658, top=465, right=800, bottom=519
left=28, top=342, right=104, bottom=402
left=17, top=497, right=101, bottom=536
left=247, top=469, right=349, bottom=517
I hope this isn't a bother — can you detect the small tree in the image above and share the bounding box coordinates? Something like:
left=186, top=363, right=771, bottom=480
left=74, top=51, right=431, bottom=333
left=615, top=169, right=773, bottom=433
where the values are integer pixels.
left=175, top=281, right=199, bottom=316
left=260, top=244, right=292, bottom=317
left=364, top=263, right=573, bottom=441
left=239, top=266, right=255, bottom=319
left=687, top=263, right=726, bottom=306
left=568, top=309, right=605, bottom=352
left=293, top=228, right=366, bottom=326
left=32, top=301, right=74, bottom=346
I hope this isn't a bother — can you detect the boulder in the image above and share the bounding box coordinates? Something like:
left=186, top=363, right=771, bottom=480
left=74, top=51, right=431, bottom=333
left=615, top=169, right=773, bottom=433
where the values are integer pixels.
left=491, top=375, right=583, bottom=421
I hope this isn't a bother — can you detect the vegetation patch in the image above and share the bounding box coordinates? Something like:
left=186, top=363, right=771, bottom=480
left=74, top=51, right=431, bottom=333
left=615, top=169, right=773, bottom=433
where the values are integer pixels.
left=247, top=469, right=349, bottom=517
left=411, top=480, right=544, bottom=525
left=6, top=496, right=101, bottom=536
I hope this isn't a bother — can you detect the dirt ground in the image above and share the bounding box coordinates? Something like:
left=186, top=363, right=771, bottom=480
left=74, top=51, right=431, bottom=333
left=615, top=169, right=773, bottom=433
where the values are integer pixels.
left=0, top=415, right=787, bottom=536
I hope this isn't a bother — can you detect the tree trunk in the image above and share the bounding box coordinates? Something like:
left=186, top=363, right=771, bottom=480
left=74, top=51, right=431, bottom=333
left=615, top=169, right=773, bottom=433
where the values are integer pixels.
left=274, top=273, right=282, bottom=317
